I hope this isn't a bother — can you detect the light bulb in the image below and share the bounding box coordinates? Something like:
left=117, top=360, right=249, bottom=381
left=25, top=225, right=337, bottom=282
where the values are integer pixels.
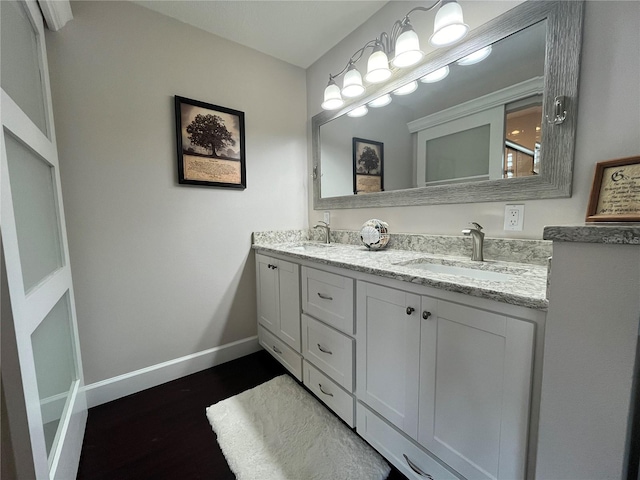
left=347, top=105, right=369, bottom=117
left=342, top=64, right=365, bottom=98
left=392, top=25, right=423, bottom=68
left=365, top=47, right=391, bottom=84
left=321, top=80, right=344, bottom=110
left=368, top=94, right=392, bottom=108
left=429, top=0, right=468, bottom=47
left=393, top=81, right=418, bottom=96
left=457, top=46, right=492, bottom=66
left=420, top=65, right=450, bottom=83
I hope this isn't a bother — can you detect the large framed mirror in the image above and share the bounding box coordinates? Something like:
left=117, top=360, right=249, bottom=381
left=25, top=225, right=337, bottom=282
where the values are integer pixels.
left=312, top=1, right=584, bottom=209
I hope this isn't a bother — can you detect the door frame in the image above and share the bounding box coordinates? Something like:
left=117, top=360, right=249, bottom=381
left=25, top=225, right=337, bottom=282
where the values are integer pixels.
left=1, top=1, right=86, bottom=478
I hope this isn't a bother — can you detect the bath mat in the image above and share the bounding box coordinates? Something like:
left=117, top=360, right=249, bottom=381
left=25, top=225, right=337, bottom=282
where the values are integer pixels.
left=206, top=374, right=390, bottom=480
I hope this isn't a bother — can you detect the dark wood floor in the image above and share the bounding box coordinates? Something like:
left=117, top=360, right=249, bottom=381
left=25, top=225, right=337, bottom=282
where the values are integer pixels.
left=77, top=349, right=408, bottom=479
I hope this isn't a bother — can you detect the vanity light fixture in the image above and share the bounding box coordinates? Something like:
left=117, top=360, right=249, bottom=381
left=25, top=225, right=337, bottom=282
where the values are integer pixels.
left=347, top=105, right=369, bottom=117
left=420, top=65, right=450, bottom=83
left=457, top=45, right=492, bottom=65
left=368, top=94, right=392, bottom=108
left=393, top=81, right=418, bottom=96
left=321, top=0, right=468, bottom=110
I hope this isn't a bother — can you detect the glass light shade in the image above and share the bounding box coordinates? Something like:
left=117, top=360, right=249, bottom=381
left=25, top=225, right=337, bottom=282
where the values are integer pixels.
left=365, top=49, right=391, bottom=84
left=321, top=81, right=344, bottom=110
left=368, top=94, right=392, bottom=108
left=393, top=81, right=418, bottom=96
left=457, top=45, right=492, bottom=65
left=392, top=27, right=424, bottom=68
left=347, top=105, right=368, bottom=117
left=429, top=1, right=469, bottom=47
left=420, top=65, right=450, bottom=83
left=341, top=65, right=365, bottom=98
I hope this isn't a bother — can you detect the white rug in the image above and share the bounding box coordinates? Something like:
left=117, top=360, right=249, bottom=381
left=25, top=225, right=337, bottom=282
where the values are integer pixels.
left=206, top=375, right=390, bottom=480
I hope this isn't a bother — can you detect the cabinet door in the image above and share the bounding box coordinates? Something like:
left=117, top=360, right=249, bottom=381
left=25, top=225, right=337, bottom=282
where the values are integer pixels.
left=356, top=282, right=421, bottom=439
left=277, top=258, right=301, bottom=351
left=419, top=298, right=534, bottom=480
left=256, top=253, right=279, bottom=333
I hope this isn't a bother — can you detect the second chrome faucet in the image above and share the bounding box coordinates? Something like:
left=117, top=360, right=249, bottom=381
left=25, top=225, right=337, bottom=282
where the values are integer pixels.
left=314, top=221, right=331, bottom=244
left=462, top=222, right=484, bottom=261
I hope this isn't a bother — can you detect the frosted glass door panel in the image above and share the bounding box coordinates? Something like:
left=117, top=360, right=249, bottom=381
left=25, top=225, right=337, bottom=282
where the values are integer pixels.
left=0, top=0, right=48, bottom=136
left=31, top=291, right=77, bottom=456
left=425, top=125, right=490, bottom=183
left=4, top=132, right=64, bottom=291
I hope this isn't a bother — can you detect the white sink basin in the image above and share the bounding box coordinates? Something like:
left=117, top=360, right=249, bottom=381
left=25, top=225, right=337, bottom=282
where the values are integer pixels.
left=397, top=261, right=517, bottom=282
left=289, top=243, right=334, bottom=251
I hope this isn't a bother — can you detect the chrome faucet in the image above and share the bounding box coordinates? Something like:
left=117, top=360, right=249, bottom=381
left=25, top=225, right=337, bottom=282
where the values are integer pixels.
left=462, top=222, right=484, bottom=261
left=314, top=221, right=331, bottom=244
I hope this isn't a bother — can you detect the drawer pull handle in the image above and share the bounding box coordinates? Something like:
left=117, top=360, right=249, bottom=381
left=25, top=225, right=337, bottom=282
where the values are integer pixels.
left=317, top=343, right=333, bottom=355
left=406, top=306, right=415, bottom=315
left=318, top=384, right=334, bottom=397
left=272, top=345, right=282, bottom=354
left=422, top=311, right=432, bottom=320
left=403, top=454, right=434, bottom=479
left=268, top=264, right=278, bottom=270
left=317, top=293, right=333, bottom=300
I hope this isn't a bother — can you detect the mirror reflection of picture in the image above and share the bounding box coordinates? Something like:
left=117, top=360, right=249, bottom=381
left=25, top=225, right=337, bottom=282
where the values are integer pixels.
left=353, top=137, right=384, bottom=194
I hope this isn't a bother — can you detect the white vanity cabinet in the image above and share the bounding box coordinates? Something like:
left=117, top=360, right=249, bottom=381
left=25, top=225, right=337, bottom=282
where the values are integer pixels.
left=255, top=248, right=542, bottom=479
left=357, top=280, right=536, bottom=480
left=256, top=253, right=302, bottom=379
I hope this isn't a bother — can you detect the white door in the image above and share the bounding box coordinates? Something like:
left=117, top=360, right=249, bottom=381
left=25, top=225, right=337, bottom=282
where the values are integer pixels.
left=1, top=1, right=87, bottom=479
left=356, top=281, right=421, bottom=439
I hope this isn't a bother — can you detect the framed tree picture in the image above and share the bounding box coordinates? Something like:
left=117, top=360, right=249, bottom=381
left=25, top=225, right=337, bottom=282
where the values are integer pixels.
left=353, top=137, right=384, bottom=194
left=175, top=96, right=246, bottom=189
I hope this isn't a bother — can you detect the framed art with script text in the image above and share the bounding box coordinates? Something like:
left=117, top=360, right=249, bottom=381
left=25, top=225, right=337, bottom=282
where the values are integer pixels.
left=586, top=156, right=640, bottom=222
left=175, top=96, right=246, bottom=188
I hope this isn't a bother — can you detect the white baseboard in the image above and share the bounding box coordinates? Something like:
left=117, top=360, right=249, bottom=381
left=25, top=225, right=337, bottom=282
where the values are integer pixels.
left=84, top=336, right=261, bottom=408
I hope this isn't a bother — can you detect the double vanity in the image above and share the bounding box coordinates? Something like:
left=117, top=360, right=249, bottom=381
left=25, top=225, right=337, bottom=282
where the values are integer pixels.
left=253, top=230, right=551, bottom=480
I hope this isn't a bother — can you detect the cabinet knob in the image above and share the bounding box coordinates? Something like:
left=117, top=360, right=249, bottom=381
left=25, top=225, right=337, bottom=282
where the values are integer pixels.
left=422, top=311, right=432, bottom=320
left=406, top=307, right=415, bottom=315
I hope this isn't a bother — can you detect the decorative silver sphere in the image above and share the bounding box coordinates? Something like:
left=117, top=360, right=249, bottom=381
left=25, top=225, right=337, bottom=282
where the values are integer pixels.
left=359, top=219, right=390, bottom=250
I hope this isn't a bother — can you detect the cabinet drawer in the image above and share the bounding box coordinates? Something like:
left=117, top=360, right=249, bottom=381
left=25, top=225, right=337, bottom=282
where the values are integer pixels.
left=303, top=360, right=354, bottom=427
left=302, top=266, right=354, bottom=334
left=259, top=325, right=302, bottom=381
left=302, top=314, right=354, bottom=391
left=357, top=402, right=459, bottom=480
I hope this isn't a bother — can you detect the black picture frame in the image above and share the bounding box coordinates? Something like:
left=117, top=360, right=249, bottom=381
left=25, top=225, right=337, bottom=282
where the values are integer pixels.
left=175, top=95, right=246, bottom=189
left=353, top=137, right=384, bottom=194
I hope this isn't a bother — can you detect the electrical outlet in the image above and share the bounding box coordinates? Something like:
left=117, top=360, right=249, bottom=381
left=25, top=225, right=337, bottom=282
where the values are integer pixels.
left=504, top=204, right=524, bottom=231
left=324, top=211, right=330, bottom=224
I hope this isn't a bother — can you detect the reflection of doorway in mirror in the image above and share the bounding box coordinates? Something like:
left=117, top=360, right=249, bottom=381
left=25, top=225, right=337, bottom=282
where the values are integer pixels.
left=504, top=100, right=542, bottom=178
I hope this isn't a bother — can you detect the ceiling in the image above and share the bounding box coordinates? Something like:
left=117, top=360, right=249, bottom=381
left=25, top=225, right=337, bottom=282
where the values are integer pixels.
left=133, top=1, right=388, bottom=69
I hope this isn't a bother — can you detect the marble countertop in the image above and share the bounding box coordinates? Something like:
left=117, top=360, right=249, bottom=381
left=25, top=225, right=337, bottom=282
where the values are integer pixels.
left=544, top=224, right=640, bottom=245
left=252, top=240, right=549, bottom=311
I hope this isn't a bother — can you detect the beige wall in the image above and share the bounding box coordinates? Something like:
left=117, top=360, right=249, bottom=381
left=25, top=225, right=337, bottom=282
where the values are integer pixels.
left=46, top=1, right=307, bottom=384
left=306, top=1, right=640, bottom=239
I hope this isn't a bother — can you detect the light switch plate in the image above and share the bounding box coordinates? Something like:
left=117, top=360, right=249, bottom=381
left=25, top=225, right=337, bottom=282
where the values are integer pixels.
left=504, top=204, right=524, bottom=231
